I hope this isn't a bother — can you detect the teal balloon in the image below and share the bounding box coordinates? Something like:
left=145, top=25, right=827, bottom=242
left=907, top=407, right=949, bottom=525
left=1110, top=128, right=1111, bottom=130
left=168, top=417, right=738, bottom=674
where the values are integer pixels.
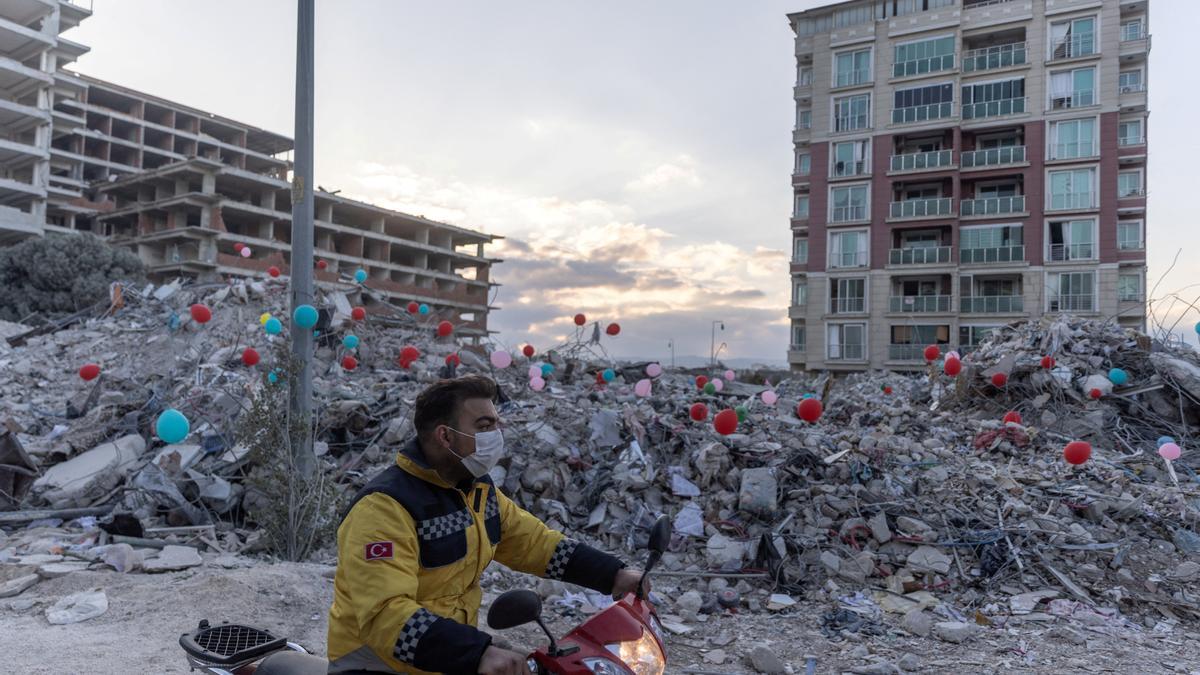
left=418, top=304, right=430, bottom=315
left=602, top=368, right=615, bottom=382
left=268, top=371, right=279, bottom=384
left=293, top=304, right=318, bottom=328
left=540, top=363, right=554, bottom=376
left=156, top=409, right=190, bottom=444
left=802, top=393, right=815, bottom=399
left=1108, top=368, right=1128, bottom=386
left=264, top=317, right=282, bottom=335
left=1158, top=436, right=1175, bottom=448
left=354, top=269, right=368, bottom=283
left=1195, top=322, right=1200, bottom=334
left=343, top=334, right=360, bottom=350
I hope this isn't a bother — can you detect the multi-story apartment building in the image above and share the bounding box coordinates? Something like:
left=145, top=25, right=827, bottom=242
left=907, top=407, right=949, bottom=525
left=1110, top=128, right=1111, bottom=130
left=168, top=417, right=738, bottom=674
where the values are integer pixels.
left=0, top=1, right=499, bottom=341
left=787, top=0, right=1149, bottom=371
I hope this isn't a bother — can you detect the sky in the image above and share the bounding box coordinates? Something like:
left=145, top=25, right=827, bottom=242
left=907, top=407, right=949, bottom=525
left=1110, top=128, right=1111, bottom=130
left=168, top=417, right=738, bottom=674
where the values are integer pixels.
left=64, top=0, right=1198, bottom=363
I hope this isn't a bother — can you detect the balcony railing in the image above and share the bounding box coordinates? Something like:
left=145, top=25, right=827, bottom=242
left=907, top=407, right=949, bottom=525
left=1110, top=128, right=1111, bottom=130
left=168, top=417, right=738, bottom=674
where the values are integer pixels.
left=1050, top=33, right=1096, bottom=60
left=965, top=0, right=1015, bottom=8
left=892, top=102, right=954, bottom=125
left=1119, top=135, right=1145, bottom=147
left=831, top=205, right=868, bottom=222
left=831, top=297, right=866, bottom=314
left=1048, top=294, right=1095, bottom=312
left=961, top=145, right=1025, bottom=168
left=893, top=54, right=955, bottom=79
left=889, top=344, right=932, bottom=361
left=961, top=195, right=1025, bottom=216
left=960, top=245, right=1024, bottom=264
left=1048, top=192, right=1095, bottom=211
left=961, top=295, right=1025, bottom=313
left=835, top=69, right=870, bottom=88
left=889, top=295, right=951, bottom=313
left=1049, top=141, right=1096, bottom=160
left=890, top=149, right=953, bottom=172
left=962, top=42, right=1028, bottom=72
left=1119, top=82, right=1146, bottom=94
left=889, top=197, right=953, bottom=219
left=1121, top=26, right=1148, bottom=42
left=889, top=246, right=952, bottom=265
left=1051, top=90, right=1095, bottom=110
left=1048, top=243, right=1095, bottom=262
left=829, top=343, right=866, bottom=361
left=962, top=96, right=1027, bottom=119
left=834, top=113, right=870, bottom=132
left=832, top=160, right=868, bottom=178
left=829, top=251, right=868, bottom=268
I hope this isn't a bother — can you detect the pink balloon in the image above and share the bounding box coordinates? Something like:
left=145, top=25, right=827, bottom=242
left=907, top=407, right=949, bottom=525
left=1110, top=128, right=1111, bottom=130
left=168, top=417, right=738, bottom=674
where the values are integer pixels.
left=712, top=378, right=724, bottom=392
left=490, top=350, right=513, bottom=369
left=646, top=363, right=663, bottom=378
left=528, top=365, right=542, bottom=380
left=761, top=390, right=778, bottom=406
left=530, top=376, right=546, bottom=391
left=1159, top=442, right=1182, bottom=461
left=239, top=247, right=252, bottom=258
left=724, top=369, right=735, bottom=381
left=634, top=379, right=652, bottom=397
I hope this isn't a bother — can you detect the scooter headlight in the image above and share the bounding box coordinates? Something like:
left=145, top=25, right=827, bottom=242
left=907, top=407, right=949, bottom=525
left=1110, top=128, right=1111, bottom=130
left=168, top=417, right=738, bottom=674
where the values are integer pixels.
left=583, top=627, right=664, bottom=675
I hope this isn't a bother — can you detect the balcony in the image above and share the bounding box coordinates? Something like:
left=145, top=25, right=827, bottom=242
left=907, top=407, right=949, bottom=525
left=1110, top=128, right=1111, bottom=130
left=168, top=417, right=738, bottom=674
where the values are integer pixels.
left=890, top=149, right=953, bottom=173
left=963, top=97, right=1027, bottom=120
left=962, top=42, right=1027, bottom=72
left=889, top=246, right=952, bottom=266
left=1049, top=142, right=1097, bottom=161
left=1119, top=82, right=1145, bottom=95
left=892, top=102, right=954, bottom=125
left=889, top=197, right=953, bottom=220
left=829, top=251, right=868, bottom=269
left=1049, top=33, right=1097, bottom=61
left=1048, top=243, right=1095, bottom=262
left=1119, top=135, right=1146, bottom=148
left=961, top=295, right=1025, bottom=313
left=892, top=54, right=955, bottom=79
left=961, top=195, right=1025, bottom=217
left=1119, top=28, right=1151, bottom=57
left=961, top=245, right=1024, bottom=264
left=831, top=205, right=868, bottom=223
left=961, top=145, right=1025, bottom=169
left=831, top=160, right=868, bottom=179
left=1050, top=91, right=1095, bottom=111
left=889, top=295, right=951, bottom=313
left=1047, top=193, right=1096, bottom=212
left=829, top=344, right=867, bottom=361
left=788, top=305, right=807, bottom=319
left=889, top=344, right=930, bottom=361
left=831, top=297, right=866, bottom=314
left=1048, top=294, right=1095, bottom=312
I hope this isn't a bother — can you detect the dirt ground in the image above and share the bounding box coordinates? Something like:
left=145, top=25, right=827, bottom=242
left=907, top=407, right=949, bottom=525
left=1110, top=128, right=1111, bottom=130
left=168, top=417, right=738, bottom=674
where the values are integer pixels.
left=3, top=559, right=1200, bottom=674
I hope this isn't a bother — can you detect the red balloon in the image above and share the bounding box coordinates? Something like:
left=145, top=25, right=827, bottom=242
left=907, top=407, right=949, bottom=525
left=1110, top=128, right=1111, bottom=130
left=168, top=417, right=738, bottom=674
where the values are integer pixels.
left=695, top=375, right=708, bottom=390
left=445, top=353, right=461, bottom=366
left=883, top=386, right=893, bottom=395
left=944, top=357, right=962, bottom=376
left=79, top=363, right=100, bottom=381
left=1064, top=440, right=1091, bottom=465
left=341, top=355, right=358, bottom=371
left=189, top=304, right=212, bottom=324
left=407, top=302, right=419, bottom=314
left=797, top=397, right=823, bottom=423
left=233, top=242, right=245, bottom=252
left=606, top=323, right=621, bottom=336
left=316, top=259, right=328, bottom=270
left=351, top=307, right=366, bottom=321
left=522, top=345, right=535, bottom=358
left=1089, top=388, right=1102, bottom=400
left=713, top=409, right=738, bottom=435
left=437, top=321, right=454, bottom=337
left=1003, top=411, right=1022, bottom=425
left=689, top=403, right=709, bottom=422
left=1041, top=356, right=1056, bottom=369
left=241, top=348, right=260, bottom=367
left=267, top=266, right=280, bottom=278
left=595, top=371, right=606, bottom=385
left=401, top=346, right=420, bottom=362
left=991, top=372, right=1008, bottom=387
left=923, top=345, right=940, bottom=362
left=574, top=313, right=586, bottom=326
left=399, top=358, right=413, bottom=369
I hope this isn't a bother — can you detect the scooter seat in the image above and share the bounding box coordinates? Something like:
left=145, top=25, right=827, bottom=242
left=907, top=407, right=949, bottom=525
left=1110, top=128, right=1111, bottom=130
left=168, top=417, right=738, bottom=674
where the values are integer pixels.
left=255, top=650, right=329, bottom=675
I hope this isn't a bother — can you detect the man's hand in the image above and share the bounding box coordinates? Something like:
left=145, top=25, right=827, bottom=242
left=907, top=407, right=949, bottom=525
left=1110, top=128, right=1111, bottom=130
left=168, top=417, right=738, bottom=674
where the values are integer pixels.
left=612, top=568, right=649, bottom=599
left=478, top=645, right=532, bottom=675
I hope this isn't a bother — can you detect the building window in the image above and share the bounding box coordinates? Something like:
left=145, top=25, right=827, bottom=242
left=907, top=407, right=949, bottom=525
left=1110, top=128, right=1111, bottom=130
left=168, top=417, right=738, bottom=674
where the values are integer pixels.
left=829, top=184, right=869, bottom=222
left=893, top=35, right=955, bottom=78
left=892, top=83, right=954, bottom=123
left=1121, top=18, right=1145, bottom=42
left=834, top=48, right=872, bottom=88
left=1119, top=70, right=1144, bottom=94
left=1050, top=67, right=1096, bottom=110
left=1049, top=16, right=1096, bottom=60
left=1048, top=118, right=1097, bottom=159
left=796, top=153, right=811, bottom=176
left=1118, top=273, right=1143, bottom=301
left=797, top=109, right=812, bottom=130
left=1118, top=170, right=1143, bottom=198
left=1117, top=221, right=1143, bottom=250
left=1048, top=167, right=1097, bottom=211
left=958, top=325, right=998, bottom=353
left=794, top=194, right=810, bottom=219
left=793, top=281, right=808, bottom=306
left=1047, top=271, right=1096, bottom=312
left=829, top=229, right=868, bottom=268
left=1119, top=119, right=1144, bottom=146
left=960, top=224, right=1023, bottom=263
left=833, top=94, right=871, bottom=132
left=830, top=277, right=866, bottom=313
left=798, top=66, right=814, bottom=86
left=962, top=78, right=1026, bottom=119
left=831, top=139, right=869, bottom=177
left=792, top=325, right=806, bottom=349
left=827, top=323, right=866, bottom=360
left=1047, top=218, right=1096, bottom=261
left=793, top=237, right=809, bottom=263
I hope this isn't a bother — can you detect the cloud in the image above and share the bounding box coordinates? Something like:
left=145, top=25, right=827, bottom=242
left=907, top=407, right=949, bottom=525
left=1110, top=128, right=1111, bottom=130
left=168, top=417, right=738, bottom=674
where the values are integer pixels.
left=625, top=154, right=702, bottom=192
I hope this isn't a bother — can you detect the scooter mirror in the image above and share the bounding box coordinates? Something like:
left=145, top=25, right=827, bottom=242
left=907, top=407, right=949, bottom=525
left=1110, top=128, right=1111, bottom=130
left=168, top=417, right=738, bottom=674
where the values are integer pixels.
left=486, top=590, right=543, bottom=630
left=648, top=515, right=671, bottom=554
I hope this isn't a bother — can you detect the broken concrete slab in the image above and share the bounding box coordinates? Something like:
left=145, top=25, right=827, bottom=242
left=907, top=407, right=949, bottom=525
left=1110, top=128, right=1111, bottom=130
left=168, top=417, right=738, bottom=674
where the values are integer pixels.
left=142, top=544, right=202, bottom=572
left=0, top=573, right=38, bottom=598
left=31, top=434, right=145, bottom=508
left=46, top=588, right=108, bottom=624
left=738, top=467, right=777, bottom=514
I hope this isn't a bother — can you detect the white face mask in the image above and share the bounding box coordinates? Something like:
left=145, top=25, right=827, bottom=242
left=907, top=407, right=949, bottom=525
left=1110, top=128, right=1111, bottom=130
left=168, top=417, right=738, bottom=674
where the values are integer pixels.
left=446, top=427, right=505, bottom=478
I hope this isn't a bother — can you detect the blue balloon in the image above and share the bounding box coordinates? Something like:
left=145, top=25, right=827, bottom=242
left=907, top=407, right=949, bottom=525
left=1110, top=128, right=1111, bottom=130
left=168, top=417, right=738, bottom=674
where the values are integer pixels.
left=293, top=304, right=318, bottom=328
left=802, top=393, right=814, bottom=399
left=354, top=269, right=368, bottom=283
left=418, top=304, right=430, bottom=315
left=264, top=317, right=282, bottom=335
left=1158, top=436, right=1176, bottom=448
left=1108, top=368, right=1128, bottom=386
left=313, top=330, right=320, bottom=338
left=540, top=363, right=554, bottom=377
left=1195, top=322, right=1200, bottom=335
left=343, top=334, right=360, bottom=350
left=602, top=368, right=615, bottom=382
left=156, top=409, right=190, bottom=444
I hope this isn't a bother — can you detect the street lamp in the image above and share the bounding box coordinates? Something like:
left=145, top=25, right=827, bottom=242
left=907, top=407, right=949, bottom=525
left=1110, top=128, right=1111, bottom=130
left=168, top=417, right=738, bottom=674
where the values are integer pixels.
left=710, top=321, right=724, bottom=367
left=667, top=338, right=675, bottom=369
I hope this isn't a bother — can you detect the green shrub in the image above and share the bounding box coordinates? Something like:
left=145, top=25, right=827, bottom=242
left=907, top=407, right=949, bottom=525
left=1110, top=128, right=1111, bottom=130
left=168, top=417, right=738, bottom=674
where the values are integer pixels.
left=0, top=233, right=144, bottom=322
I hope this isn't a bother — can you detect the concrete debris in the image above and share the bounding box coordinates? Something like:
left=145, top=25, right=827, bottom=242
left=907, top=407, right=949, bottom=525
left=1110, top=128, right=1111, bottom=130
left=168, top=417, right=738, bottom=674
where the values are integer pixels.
left=931, top=621, right=980, bottom=644
left=142, top=545, right=202, bottom=572
left=46, top=588, right=108, bottom=624
left=746, top=643, right=787, bottom=674
left=0, top=572, right=38, bottom=598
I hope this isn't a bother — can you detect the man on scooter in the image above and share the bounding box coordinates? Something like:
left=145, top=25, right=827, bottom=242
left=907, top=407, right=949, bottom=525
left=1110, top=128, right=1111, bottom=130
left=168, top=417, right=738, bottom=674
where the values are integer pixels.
left=327, top=375, right=646, bottom=674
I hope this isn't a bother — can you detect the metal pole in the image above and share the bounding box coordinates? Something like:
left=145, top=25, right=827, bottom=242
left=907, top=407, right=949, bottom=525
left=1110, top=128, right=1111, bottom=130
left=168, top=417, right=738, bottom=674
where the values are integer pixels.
left=290, top=0, right=316, bottom=477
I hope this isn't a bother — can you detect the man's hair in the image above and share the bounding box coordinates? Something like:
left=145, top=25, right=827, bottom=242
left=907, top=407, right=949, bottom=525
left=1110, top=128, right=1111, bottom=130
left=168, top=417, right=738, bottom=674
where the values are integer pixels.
left=413, top=375, right=498, bottom=441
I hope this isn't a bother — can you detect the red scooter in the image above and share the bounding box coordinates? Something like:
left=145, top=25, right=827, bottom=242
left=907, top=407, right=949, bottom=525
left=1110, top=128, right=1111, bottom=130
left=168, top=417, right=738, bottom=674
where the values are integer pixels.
left=486, top=516, right=671, bottom=675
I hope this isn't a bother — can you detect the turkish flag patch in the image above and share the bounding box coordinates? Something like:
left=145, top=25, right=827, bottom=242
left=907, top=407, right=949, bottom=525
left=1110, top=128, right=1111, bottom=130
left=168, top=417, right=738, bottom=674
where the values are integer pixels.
left=365, top=541, right=394, bottom=561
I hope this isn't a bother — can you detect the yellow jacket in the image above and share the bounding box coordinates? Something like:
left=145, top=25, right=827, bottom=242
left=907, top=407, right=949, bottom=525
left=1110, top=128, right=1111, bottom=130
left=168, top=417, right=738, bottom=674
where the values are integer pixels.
left=327, top=438, right=625, bottom=674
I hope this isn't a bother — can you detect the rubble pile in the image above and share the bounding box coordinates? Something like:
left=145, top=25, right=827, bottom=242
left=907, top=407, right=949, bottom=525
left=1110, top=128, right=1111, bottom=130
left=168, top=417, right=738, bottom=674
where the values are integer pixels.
left=3, top=279, right=1200, bottom=663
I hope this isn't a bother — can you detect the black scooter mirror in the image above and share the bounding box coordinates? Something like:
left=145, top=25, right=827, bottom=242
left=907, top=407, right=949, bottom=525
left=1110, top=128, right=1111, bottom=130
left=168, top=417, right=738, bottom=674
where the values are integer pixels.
left=648, top=515, right=671, bottom=554
left=487, top=590, right=542, bottom=630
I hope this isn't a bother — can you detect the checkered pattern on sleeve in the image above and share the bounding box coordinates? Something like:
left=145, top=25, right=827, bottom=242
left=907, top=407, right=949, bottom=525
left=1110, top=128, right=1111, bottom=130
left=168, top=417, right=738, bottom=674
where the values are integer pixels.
left=416, top=508, right=473, bottom=541
left=393, top=608, right=437, bottom=664
left=485, top=490, right=500, bottom=520
left=545, top=538, right=578, bottom=580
